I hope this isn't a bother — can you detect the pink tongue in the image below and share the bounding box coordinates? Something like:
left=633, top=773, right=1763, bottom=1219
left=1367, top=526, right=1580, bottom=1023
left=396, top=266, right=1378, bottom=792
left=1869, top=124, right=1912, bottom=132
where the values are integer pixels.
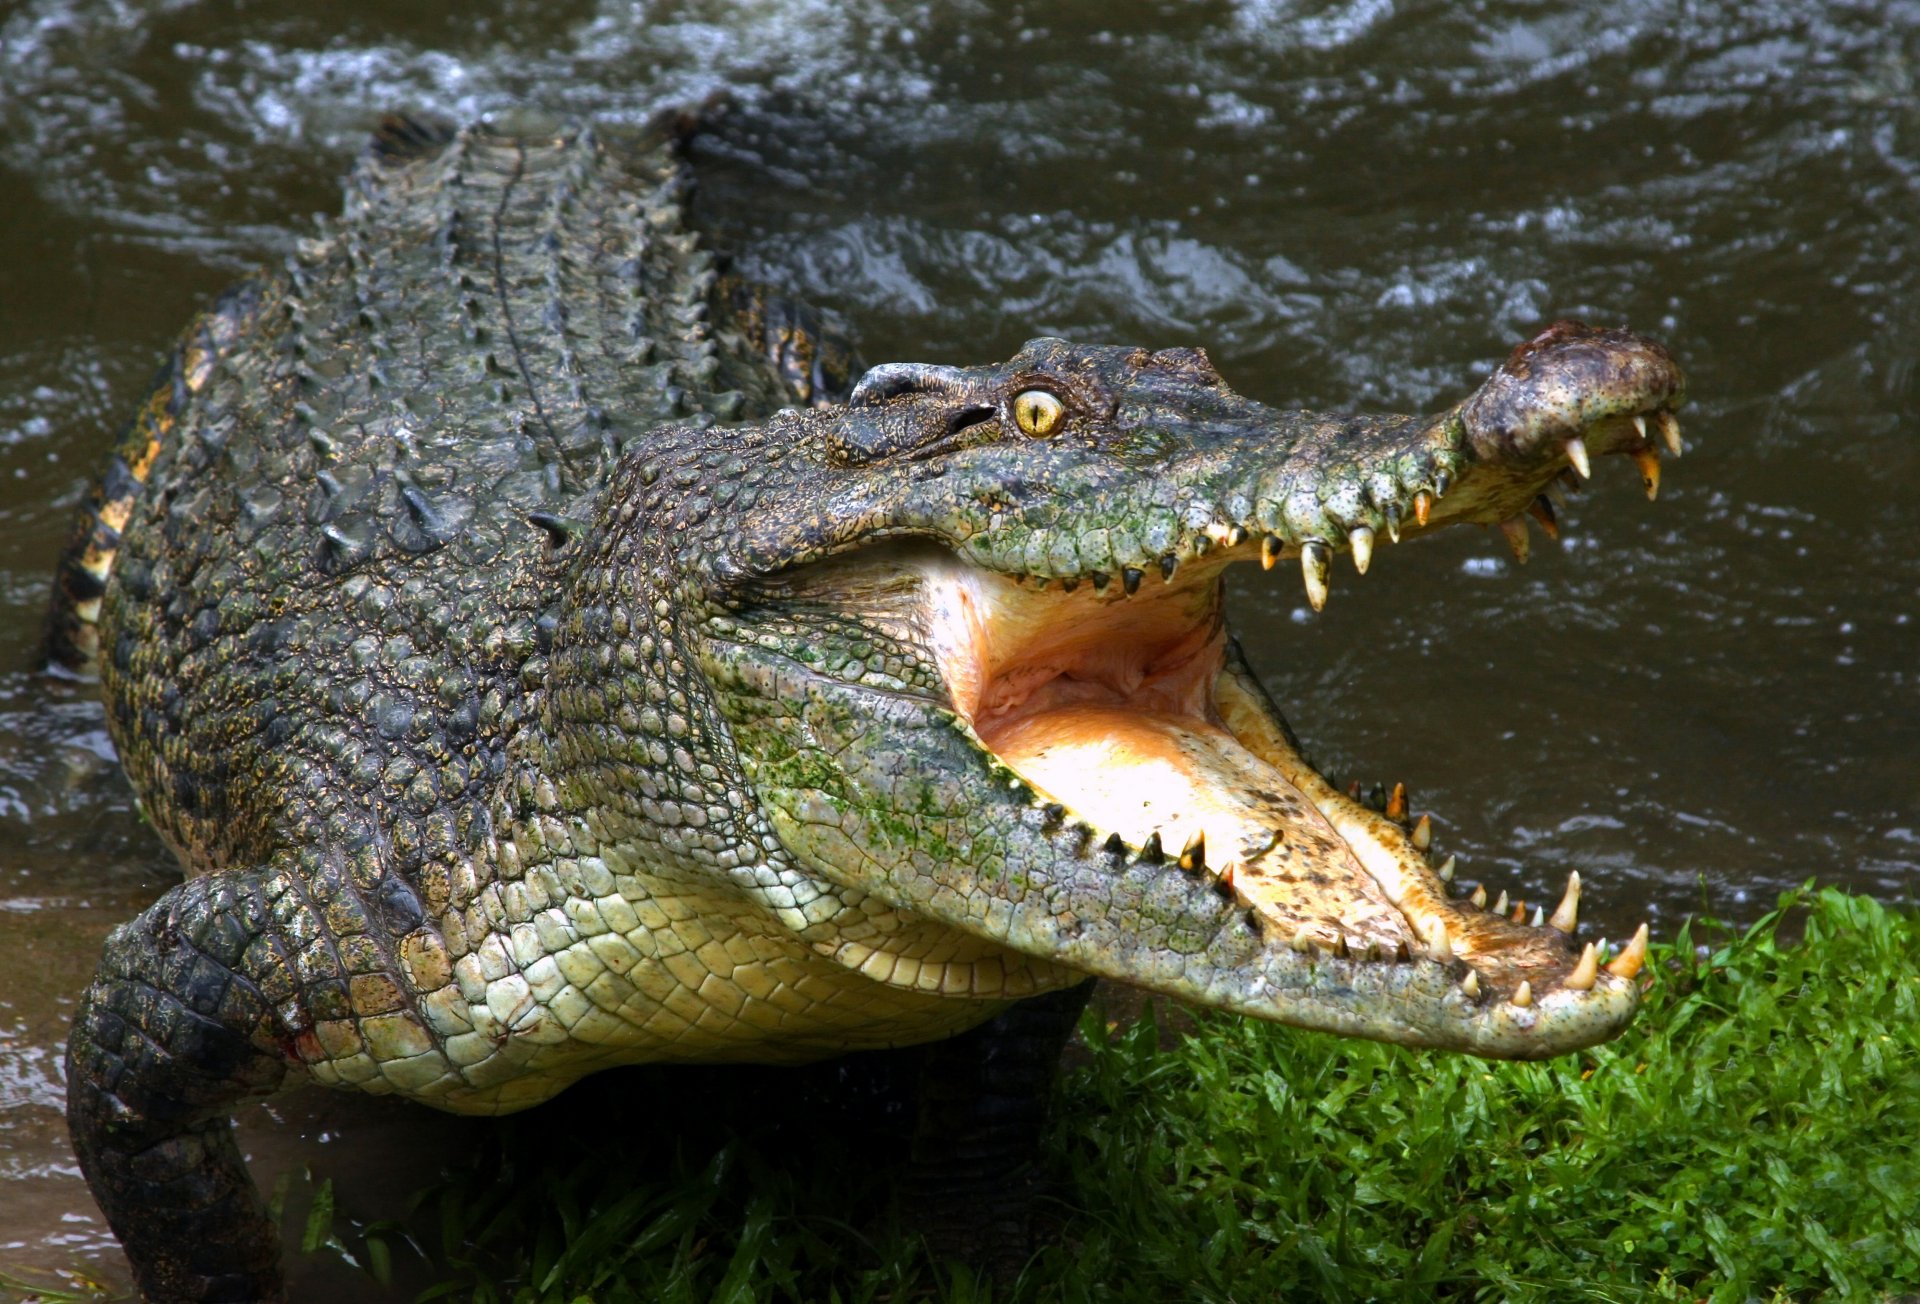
left=985, top=703, right=1417, bottom=949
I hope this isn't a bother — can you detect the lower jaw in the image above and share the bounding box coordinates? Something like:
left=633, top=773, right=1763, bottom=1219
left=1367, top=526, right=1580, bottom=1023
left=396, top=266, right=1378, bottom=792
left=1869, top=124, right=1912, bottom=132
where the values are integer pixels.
left=979, top=657, right=1474, bottom=961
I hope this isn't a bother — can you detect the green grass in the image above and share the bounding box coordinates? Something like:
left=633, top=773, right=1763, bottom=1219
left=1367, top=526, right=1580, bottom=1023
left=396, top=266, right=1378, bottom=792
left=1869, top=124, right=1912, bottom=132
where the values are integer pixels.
left=322, top=886, right=1920, bottom=1302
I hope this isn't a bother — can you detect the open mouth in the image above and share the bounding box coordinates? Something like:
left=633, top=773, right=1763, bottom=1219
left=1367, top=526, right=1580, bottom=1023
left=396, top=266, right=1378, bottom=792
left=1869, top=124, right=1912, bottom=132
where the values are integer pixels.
left=917, top=521, right=1652, bottom=1012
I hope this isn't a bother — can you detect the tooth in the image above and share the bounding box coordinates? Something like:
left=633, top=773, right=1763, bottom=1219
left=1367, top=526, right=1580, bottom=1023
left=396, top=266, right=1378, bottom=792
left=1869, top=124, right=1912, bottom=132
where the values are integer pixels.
left=1292, top=931, right=1314, bottom=953
left=1413, top=490, right=1433, bottom=527
left=1384, top=503, right=1402, bottom=543
left=1103, top=832, right=1127, bottom=858
left=1607, top=922, right=1650, bottom=979
left=1493, top=890, right=1509, bottom=916
left=1332, top=934, right=1351, bottom=959
left=1656, top=409, right=1683, bottom=457
left=1395, top=940, right=1412, bottom=963
left=1564, top=436, right=1592, bottom=479
left=1510, top=901, right=1527, bottom=924
left=1350, top=525, right=1374, bottom=575
left=1301, top=540, right=1331, bottom=612
left=1633, top=448, right=1661, bottom=501
left=1527, top=495, right=1559, bottom=540
left=1461, top=969, right=1480, bottom=998
left=1469, top=884, right=1487, bottom=909
left=1140, top=831, right=1164, bottom=863
left=1159, top=553, right=1178, bottom=581
left=1091, top=571, right=1111, bottom=592
left=1261, top=533, right=1282, bottom=570
left=1385, top=782, right=1408, bottom=823
left=1531, top=905, right=1544, bottom=928
left=1412, top=814, right=1432, bottom=851
left=1179, top=830, right=1206, bottom=872
left=1565, top=941, right=1600, bottom=991
left=1633, top=413, right=1648, bottom=440
left=1549, top=871, right=1580, bottom=934
left=1227, top=525, right=1250, bottom=548
left=1122, top=567, right=1143, bottom=595
left=1499, top=517, right=1530, bottom=564
left=1437, top=855, right=1456, bottom=883
left=1426, top=919, right=1454, bottom=962
left=1511, top=980, right=1533, bottom=1008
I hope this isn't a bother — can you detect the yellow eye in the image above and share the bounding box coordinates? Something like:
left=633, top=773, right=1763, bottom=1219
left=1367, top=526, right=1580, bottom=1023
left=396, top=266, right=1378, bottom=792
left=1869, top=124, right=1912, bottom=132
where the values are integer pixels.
left=1012, top=389, right=1065, bottom=438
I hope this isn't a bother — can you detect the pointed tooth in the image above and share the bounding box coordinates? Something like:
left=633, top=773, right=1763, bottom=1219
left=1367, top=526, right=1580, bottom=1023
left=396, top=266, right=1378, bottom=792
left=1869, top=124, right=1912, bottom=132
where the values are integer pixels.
left=1437, top=855, right=1456, bottom=883
left=1102, top=831, right=1127, bottom=858
left=1499, top=517, right=1531, bottom=564
left=1140, top=831, right=1164, bottom=864
left=1412, top=814, right=1432, bottom=851
left=1179, top=830, right=1206, bottom=872
left=1261, top=534, right=1282, bottom=571
left=1607, top=922, right=1651, bottom=980
left=1291, top=931, right=1315, bottom=953
left=1301, top=540, right=1331, bottom=612
left=1493, top=889, right=1509, bottom=916
left=1632, top=413, right=1648, bottom=440
left=1349, top=525, right=1374, bottom=575
left=1227, top=524, right=1250, bottom=548
left=1549, top=871, right=1581, bottom=934
left=1511, top=980, right=1533, bottom=1008
left=1656, top=409, right=1683, bottom=457
left=1122, top=567, right=1144, bottom=596
left=1395, top=940, right=1413, bottom=963
left=1566, top=942, right=1600, bottom=991
left=1413, top=490, right=1433, bottom=527
left=1385, top=782, right=1408, bottom=824
left=1461, top=969, right=1480, bottom=998
left=1633, top=448, right=1661, bottom=501
left=1333, top=933, right=1351, bottom=959
left=1527, top=494, right=1560, bottom=540
left=1510, top=900, right=1527, bottom=924
left=1531, top=905, right=1545, bottom=929
left=1564, top=436, right=1592, bottom=479
left=1469, top=884, right=1487, bottom=910
left=1384, top=503, right=1402, bottom=543
left=1426, top=919, right=1454, bottom=963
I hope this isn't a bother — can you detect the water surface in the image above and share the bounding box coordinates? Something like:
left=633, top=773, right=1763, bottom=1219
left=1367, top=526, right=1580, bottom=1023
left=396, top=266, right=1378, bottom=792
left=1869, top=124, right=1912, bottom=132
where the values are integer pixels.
left=2, top=0, right=1916, bottom=1293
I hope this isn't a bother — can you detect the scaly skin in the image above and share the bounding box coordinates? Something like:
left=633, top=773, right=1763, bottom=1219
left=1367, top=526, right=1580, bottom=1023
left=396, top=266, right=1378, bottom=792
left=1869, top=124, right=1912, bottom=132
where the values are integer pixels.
left=60, top=113, right=1686, bottom=1301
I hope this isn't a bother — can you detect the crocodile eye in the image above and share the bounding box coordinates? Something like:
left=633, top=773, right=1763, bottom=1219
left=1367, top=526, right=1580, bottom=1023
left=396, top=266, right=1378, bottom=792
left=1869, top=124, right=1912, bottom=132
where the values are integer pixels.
left=1012, top=389, right=1065, bottom=438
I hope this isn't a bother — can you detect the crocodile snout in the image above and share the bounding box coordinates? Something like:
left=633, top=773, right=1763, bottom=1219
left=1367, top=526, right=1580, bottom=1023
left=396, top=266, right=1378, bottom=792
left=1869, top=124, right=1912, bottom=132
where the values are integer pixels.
left=1458, top=320, right=1687, bottom=469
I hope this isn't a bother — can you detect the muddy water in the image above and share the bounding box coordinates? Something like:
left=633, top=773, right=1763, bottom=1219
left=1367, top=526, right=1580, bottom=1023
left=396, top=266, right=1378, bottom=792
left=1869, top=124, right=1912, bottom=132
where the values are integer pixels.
left=1, top=0, right=1915, bottom=1294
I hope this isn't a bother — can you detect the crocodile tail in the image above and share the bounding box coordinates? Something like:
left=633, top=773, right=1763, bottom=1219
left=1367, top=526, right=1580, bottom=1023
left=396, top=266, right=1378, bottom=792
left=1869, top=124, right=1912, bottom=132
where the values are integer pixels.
left=46, top=283, right=260, bottom=675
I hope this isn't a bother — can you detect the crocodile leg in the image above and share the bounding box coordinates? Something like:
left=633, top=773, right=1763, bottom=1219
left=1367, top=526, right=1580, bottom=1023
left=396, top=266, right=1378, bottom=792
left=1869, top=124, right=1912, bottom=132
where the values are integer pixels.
left=904, top=979, right=1096, bottom=1274
left=67, top=870, right=294, bottom=1303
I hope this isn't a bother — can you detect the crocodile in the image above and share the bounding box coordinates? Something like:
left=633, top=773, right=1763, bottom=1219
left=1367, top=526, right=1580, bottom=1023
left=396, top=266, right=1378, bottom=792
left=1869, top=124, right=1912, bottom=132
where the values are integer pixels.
left=55, top=112, right=1685, bottom=1302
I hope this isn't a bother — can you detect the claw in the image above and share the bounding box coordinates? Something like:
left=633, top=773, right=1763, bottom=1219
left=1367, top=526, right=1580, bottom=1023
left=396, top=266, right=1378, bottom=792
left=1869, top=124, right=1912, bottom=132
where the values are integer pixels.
left=1564, top=435, right=1592, bottom=479
left=1606, top=922, right=1651, bottom=979
left=1549, top=871, right=1580, bottom=934
left=1350, top=525, right=1374, bottom=575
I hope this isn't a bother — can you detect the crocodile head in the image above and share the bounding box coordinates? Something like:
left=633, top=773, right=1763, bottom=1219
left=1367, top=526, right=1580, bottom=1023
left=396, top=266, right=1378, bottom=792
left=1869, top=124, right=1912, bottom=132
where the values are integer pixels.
left=597, top=321, right=1684, bottom=1060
